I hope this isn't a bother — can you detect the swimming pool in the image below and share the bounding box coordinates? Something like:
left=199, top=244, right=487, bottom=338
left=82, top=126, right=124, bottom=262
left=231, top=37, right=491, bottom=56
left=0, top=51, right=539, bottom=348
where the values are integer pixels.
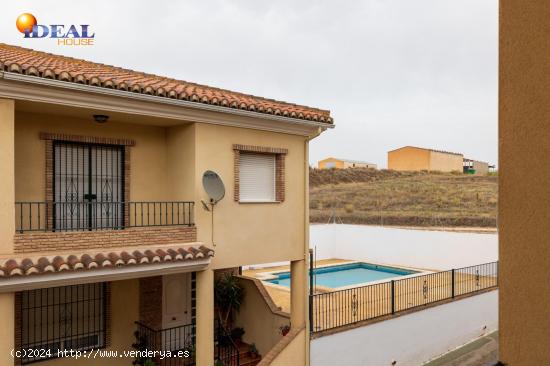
left=266, top=262, right=418, bottom=288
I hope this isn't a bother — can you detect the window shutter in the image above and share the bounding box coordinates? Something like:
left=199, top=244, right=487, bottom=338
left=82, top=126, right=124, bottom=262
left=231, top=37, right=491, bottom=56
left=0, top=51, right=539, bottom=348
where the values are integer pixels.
left=239, top=153, right=276, bottom=202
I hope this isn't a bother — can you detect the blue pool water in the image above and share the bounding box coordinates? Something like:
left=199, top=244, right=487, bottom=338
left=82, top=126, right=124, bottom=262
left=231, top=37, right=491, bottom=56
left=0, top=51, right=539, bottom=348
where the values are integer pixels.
left=267, top=262, right=417, bottom=288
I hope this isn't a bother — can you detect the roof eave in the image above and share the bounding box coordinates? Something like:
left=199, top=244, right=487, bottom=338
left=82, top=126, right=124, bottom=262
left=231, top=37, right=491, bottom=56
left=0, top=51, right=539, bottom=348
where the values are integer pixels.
left=0, top=257, right=211, bottom=293
left=0, top=71, right=334, bottom=135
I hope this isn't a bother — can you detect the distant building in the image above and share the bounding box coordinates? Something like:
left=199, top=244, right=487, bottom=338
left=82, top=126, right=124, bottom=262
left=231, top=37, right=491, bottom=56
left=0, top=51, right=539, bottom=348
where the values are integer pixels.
left=318, top=157, right=377, bottom=170
left=387, top=146, right=463, bottom=172
left=463, top=158, right=490, bottom=175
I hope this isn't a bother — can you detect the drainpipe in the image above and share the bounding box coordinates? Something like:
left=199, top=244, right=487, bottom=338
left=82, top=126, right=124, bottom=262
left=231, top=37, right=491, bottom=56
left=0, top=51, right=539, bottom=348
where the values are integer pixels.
left=304, top=127, right=323, bottom=366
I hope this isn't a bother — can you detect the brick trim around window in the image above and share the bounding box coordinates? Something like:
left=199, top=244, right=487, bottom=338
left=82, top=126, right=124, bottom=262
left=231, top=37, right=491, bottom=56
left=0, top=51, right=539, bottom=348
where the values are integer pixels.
left=232, top=144, right=288, bottom=202
left=39, top=132, right=136, bottom=146
left=42, top=133, right=133, bottom=229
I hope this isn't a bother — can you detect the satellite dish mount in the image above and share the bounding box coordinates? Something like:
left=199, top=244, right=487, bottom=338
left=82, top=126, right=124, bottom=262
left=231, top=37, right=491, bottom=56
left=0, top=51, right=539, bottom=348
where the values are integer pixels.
left=201, top=170, right=226, bottom=246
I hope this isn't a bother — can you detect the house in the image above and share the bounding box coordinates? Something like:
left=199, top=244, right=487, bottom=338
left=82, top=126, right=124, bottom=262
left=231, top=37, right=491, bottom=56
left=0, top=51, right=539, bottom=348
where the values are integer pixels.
left=0, top=44, right=333, bottom=366
left=500, top=1, right=550, bottom=364
left=317, top=157, right=377, bottom=170
left=463, top=158, right=490, bottom=175
left=387, top=146, right=463, bottom=172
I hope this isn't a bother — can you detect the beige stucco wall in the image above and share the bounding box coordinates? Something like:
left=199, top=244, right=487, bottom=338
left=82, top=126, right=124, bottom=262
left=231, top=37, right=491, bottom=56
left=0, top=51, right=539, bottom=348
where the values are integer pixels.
left=28, top=279, right=139, bottom=366
left=14, top=112, right=175, bottom=203
left=500, top=1, right=550, bottom=364
left=387, top=147, right=431, bottom=171
left=0, top=99, right=15, bottom=255
left=268, top=329, right=306, bottom=366
left=472, top=160, right=489, bottom=175
left=9, top=107, right=309, bottom=363
left=196, top=268, right=214, bottom=366
left=193, top=123, right=307, bottom=268
left=234, top=277, right=290, bottom=356
left=14, top=112, right=307, bottom=267
left=429, top=151, right=463, bottom=172
left=388, top=147, right=462, bottom=172
left=342, top=161, right=373, bottom=169
left=166, top=124, right=196, bottom=202
left=0, top=293, right=15, bottom=366
left=318, top=158, right=344, bottom=169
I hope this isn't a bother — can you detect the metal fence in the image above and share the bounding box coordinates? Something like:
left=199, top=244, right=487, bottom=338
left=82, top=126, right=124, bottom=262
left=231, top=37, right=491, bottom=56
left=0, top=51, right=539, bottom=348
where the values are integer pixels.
left=15, top=201, right=194, bottom=233
left=310, top=261, right=498, bottom=333
left=135, top=322, right=196, bottom=366
left=215, top=320, right=241, bottom=366
left=134, top=321, right=241, bottom=366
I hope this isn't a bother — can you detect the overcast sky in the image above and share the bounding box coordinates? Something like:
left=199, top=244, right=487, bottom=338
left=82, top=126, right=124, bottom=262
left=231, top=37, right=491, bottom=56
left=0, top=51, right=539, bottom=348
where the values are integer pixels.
left=1, top=1, right=498, bottom=167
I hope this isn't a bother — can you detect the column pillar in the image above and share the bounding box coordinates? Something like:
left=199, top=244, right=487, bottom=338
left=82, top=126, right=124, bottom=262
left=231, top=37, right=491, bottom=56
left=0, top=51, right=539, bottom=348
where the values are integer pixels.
left=0, top=99, right=15, bottom=365
left=290, top=259, right=307, bottom=328
left=0, top=98, right=15, bottom=255
left=0, top=293, right=15, bottom=365
left=196, top=268, right=214, bottom=366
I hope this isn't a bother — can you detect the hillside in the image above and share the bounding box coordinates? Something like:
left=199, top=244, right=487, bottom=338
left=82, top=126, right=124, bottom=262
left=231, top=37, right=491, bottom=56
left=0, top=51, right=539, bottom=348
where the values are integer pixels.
left=310, top=168, right=497, bottom=227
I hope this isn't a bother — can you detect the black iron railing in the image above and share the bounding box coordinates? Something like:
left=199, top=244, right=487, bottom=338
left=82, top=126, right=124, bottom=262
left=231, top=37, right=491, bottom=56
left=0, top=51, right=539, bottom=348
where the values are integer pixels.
left=15, top=201, right=194, bottom=233
left=135, top=322, right=196, bottom=366
left=310, top=261, right=498, bottom=333
left=215, top=320, right=240, bottom=366
left=134, top=321, right=241, bottom=366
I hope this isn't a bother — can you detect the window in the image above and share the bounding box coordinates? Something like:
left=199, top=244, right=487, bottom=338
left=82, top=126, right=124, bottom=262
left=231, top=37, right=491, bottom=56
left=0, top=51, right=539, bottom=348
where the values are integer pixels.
left=54, top=142, right=124, bottom=231
left=239, top=153, right=276, bottom=202
left=18, top=283, right=107, bottom=364
left=233, top=144, right=287, bottom=203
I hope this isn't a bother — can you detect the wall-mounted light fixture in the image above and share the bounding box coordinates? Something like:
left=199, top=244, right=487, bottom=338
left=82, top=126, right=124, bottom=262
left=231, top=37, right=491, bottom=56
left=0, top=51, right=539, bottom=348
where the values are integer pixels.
left=93, top=114, right=109, bottom=123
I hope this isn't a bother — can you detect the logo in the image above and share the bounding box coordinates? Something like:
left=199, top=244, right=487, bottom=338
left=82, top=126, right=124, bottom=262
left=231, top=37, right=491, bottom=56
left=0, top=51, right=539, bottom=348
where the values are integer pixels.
left=16, top=13, right=95, bottom=46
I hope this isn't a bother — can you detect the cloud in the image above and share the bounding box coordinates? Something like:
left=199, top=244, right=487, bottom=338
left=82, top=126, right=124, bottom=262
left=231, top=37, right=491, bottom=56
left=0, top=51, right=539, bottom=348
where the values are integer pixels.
left=1, top=0, right=498, bottom=166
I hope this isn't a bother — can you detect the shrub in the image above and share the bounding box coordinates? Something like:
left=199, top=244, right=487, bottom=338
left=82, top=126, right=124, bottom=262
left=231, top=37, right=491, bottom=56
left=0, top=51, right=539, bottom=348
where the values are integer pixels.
left=215, top=274, right=245, bottom=334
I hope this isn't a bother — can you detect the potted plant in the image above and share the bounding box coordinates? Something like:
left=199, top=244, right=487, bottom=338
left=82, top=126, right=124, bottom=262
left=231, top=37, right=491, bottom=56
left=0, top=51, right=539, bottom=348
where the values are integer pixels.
left=214, top=273, right=245, bottom=335
left=231, top=327, right=246, bottom=341
left=132, top=330, right=155, bottom=366
left=279, top=324, right=291, bottom=336
left=248, top=343, right=259, bottom=358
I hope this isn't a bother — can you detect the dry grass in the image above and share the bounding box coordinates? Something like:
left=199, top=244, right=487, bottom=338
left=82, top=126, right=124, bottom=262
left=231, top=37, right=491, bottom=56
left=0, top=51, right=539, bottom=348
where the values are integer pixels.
left=310, top=168, right=497, bottom=227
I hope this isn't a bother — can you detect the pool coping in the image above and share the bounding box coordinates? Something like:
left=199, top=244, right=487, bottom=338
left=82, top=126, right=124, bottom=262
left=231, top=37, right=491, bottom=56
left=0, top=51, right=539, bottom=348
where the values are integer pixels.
left=257, top=260, right=433, bottom=292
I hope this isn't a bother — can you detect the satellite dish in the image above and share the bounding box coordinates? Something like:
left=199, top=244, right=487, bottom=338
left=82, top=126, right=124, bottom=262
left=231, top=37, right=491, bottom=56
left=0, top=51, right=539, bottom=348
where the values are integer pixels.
left=202, top=170, right=225, bottom=204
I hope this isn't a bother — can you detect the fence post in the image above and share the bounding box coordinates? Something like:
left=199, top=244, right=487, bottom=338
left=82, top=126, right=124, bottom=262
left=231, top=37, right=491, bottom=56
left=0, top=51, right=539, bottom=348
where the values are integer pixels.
left=451, top=269, right=455, bottom=298
left=391, top=280, right=395, bottom=314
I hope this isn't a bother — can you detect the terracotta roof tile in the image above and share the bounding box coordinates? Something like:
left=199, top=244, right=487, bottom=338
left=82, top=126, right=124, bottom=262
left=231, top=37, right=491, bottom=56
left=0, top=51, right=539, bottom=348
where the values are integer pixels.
left=0, top=244, right=213, bottom=277
left=0, top=44, right=332, bottom=124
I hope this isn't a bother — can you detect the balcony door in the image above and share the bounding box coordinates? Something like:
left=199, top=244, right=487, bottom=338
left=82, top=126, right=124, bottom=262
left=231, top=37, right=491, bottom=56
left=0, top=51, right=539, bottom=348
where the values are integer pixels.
left=54, top=141, right=124, bottom=231
left=162, top=273, right=193, bottom=350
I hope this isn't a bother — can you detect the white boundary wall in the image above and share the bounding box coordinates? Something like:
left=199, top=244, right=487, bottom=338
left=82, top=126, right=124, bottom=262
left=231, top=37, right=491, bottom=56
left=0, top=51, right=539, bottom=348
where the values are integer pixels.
left=310, top=224, right=498, bottom=270
left=311, top=290, right=498, bottom=366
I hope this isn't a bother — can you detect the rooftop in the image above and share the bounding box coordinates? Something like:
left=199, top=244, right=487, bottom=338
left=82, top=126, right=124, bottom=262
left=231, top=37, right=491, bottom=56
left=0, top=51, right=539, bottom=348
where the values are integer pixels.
left=321, top=157, right=376, bottom=165
left=0, top=43, right=332, bottom=124
left=388, top=146, right=463, bottom=156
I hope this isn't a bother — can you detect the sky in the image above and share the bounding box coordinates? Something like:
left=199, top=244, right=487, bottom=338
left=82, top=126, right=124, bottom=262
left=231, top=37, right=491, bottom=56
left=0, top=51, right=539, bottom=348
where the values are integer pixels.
left=1, top=1, right=498, bottom=168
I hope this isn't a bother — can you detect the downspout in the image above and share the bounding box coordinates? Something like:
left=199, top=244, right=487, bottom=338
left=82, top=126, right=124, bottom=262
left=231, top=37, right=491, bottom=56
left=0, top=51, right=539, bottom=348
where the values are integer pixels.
left=304, top=127, right=323, bottom=366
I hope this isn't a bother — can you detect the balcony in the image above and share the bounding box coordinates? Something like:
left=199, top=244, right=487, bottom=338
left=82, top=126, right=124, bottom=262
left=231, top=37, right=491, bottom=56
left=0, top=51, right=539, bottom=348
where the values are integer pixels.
left=15, top=201, right=194, bottom=233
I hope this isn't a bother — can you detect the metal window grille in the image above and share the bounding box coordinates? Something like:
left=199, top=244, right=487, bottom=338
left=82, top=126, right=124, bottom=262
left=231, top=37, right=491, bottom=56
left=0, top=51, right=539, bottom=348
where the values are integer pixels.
left=19, top=283, right=107, bottom=364
left=53, top=141, right=124, bottom=231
